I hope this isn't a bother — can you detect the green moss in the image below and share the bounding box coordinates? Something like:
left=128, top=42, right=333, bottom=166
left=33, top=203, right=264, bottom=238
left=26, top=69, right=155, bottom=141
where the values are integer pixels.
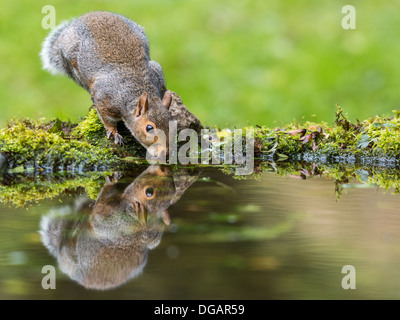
left=216, top=107, right=400, bottom=163
left=0, top=172, right=108, bottom=208
left=71, top=108, right=105, bottom=142
left=356, top=115, right=400, bottom=157
left=0, top=108, right=149, bottom=172
left=2, top=106, right=400, bottom=175
left=0, top=116, right=119, bottom=170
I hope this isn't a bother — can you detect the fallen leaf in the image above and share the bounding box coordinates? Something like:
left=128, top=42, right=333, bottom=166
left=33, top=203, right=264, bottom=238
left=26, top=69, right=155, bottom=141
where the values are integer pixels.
left=300, top=134, right=312, bottom=144
left=285, top=129, right=307, bottom=136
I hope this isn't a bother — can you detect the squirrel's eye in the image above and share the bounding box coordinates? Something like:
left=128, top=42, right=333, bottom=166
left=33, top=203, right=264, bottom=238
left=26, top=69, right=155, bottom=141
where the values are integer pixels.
left=146, top=124, right=154, bottom=133
left=145, top=187, right=154, bottom=198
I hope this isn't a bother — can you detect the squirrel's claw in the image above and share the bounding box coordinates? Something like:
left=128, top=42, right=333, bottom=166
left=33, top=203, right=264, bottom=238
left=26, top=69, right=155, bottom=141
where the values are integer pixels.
left=106, top=129, right=113, bottom=139
left=106, top=171, right=123, bottom=184
left=106, top=130, right=124, bottom=145
left=114, top=133, right=124, bottom=145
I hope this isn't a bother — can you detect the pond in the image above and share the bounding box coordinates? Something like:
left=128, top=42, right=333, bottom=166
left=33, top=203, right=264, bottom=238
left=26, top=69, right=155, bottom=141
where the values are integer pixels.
left=1, top=162, right=400, bottom=299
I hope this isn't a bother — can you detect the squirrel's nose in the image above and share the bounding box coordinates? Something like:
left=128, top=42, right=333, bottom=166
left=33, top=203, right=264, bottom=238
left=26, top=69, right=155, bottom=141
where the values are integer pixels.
left=150, top=147, right=168, bottom=162
left=158, top=149, right=167, bottom=160
left=157, top=144, right=168, bottom=158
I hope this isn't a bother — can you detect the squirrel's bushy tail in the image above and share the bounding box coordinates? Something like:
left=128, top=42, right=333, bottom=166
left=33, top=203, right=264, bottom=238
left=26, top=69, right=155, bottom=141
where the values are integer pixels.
left=40, top=20, right=73, bottom=75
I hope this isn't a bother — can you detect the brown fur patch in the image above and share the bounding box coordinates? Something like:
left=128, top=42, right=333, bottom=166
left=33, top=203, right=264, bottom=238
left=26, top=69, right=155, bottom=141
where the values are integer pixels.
left=82, top=12, right=147, bottom=67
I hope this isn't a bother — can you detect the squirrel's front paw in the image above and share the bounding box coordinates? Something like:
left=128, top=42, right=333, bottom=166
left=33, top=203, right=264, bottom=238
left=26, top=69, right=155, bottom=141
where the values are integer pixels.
left=113, top=133, right=124, bottom=145
left=106, top=172, right=123, bottom=184
left=106, top=130, right=124, bottom=145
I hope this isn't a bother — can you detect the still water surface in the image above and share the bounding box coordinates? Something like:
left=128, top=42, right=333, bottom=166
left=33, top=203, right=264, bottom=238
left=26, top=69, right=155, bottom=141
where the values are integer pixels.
left=1, top=164, right=400, bottom=299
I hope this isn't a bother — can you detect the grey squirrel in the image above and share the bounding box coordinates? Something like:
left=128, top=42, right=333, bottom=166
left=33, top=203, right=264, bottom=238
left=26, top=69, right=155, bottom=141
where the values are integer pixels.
left=40, top=11, right=173, bottom=158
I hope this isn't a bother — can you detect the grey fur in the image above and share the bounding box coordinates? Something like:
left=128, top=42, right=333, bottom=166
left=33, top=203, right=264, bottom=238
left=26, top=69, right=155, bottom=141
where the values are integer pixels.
left=40, top=11, right=171, bottom=152
left=40, top=12, right=166, bottom=101
left=149, top=60, right=167, bottom=97
left=40, top=19, right=74, bottom=76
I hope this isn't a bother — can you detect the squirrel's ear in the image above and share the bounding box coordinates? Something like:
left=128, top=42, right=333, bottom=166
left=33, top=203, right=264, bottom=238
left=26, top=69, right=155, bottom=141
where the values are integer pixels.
left=162, top=209, right=171, bottom=225
left=162, top=90, right=172, bottom=109
left=135, top=92, right=149, bottom=117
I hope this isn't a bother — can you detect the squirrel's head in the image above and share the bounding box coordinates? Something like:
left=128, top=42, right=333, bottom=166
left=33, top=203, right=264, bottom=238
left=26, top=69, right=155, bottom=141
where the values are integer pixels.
left=132, top=91, right=172, bottom=160
left=126, top=165, right=175, bottom=226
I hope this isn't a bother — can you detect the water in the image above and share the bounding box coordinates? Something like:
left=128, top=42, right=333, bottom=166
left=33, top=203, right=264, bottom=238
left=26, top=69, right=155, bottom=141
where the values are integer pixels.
left=1, top=163, right=400, bottom=299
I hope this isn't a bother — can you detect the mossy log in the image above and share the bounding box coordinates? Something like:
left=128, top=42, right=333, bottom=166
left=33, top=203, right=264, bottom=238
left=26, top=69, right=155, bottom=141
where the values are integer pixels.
left=249, top=106, right=400, bottom=166
left=1, top=105, right=400, bottom=175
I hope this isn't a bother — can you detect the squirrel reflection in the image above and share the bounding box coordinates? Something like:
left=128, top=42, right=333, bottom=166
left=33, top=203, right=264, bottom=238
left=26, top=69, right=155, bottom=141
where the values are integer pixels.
left=40, top=165, right=198, bottom=290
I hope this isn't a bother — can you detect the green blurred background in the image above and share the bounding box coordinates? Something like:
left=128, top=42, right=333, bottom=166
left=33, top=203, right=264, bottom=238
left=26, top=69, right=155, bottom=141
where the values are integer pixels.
left=1, top=0, right=400, bottom=128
